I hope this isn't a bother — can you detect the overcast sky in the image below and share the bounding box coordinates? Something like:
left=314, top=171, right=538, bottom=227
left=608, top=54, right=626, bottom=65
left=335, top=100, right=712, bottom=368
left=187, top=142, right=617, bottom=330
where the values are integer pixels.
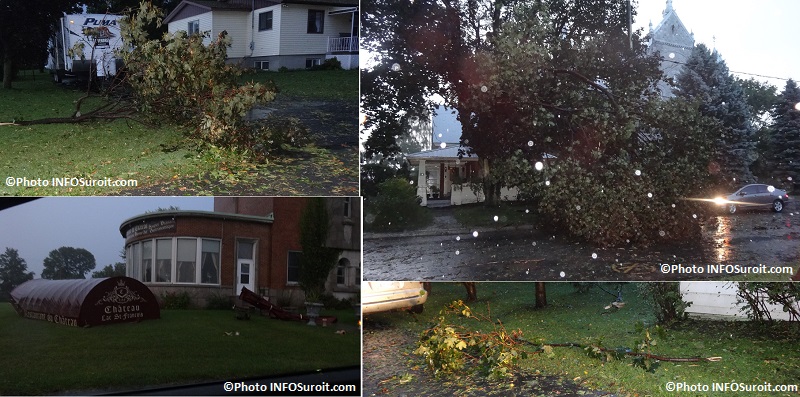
left=0, top=197, right=214, bottom=278
left=421, top=0, right=800, bottom=144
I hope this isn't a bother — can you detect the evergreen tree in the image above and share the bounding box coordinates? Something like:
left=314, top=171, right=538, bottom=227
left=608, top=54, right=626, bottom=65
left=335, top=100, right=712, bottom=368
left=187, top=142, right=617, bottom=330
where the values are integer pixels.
left=298, top=198, right=341, bottom=303
left=770, top=79, right=800, bottom=191
left=0, top=248, right=35, bottom=301
left=675, top=44, right=756, bottom=188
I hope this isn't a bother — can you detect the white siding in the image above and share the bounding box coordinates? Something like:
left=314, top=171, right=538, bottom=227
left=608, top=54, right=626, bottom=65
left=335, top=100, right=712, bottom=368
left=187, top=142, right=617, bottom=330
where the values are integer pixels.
left=680, top=282, right=793, bottom=321
left=211, top=11, right=251, bottom=58
left=168, top=12, right=213, bottom=46
left=277, top=5, right=350, bottom=55
left=252, top=5, right=282, bottom=57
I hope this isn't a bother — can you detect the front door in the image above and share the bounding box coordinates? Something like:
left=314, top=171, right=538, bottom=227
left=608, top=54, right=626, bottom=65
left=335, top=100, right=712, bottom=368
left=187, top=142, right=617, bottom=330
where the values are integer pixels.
left=236, top=259, right=255, bottom=296
left=236, top=240, right=255, bottom=295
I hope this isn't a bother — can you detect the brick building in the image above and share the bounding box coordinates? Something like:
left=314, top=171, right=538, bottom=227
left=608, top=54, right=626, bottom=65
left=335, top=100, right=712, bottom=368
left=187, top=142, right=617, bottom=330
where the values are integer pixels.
left=119, top=197, right=360, bottom=307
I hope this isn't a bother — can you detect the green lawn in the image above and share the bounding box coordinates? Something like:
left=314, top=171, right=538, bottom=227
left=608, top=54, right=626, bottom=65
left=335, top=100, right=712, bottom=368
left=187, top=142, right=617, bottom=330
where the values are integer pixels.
left=0, top=303, right=360, bottom=395
left=452, top=202, right=539, bottom=228
left=243, top=69, right=358, bottom=101
left=0, top=69, right=357, bottom=196
left=368, top=283, right=800, bottom=396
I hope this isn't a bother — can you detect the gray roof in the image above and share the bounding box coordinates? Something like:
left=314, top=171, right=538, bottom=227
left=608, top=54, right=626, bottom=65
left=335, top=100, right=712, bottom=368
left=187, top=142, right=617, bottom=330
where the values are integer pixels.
left=406, top=145, right=479, bottom=162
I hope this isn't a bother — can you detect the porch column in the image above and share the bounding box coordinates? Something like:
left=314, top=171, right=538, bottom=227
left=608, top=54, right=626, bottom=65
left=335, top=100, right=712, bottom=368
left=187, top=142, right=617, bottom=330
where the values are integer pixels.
left=417, top=160, right=427, bottom=206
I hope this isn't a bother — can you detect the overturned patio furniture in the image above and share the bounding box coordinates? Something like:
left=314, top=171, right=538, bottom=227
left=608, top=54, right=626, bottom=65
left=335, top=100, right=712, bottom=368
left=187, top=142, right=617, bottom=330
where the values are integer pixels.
left=238, top=287, right=336, bottom=325
left=9, top=276, right=160, bottom=327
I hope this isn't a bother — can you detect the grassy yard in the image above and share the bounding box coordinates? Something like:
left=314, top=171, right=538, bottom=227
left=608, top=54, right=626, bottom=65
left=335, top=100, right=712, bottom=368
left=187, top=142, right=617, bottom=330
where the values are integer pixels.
left=452, top=202, right=538, bottom=228
left=368, top=282, right=800, bottom=396
left=244, top=69, right=358, bottom=101
left=0, top=69, right=357, bottom=196
left=0, top=303, right=360, bottom=395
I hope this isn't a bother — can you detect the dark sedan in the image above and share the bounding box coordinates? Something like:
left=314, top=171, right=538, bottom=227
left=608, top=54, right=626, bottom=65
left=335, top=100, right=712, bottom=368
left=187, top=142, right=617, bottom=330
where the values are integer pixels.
left=714, top=184, right=791, bottom=214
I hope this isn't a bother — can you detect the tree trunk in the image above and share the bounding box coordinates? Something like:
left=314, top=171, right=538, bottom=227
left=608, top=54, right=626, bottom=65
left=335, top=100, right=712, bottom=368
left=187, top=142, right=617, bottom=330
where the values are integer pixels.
left=462, top=282, right=477, bottom=302
left=535, top=282, right=547, bottom=308
left=3, top=56, right=13, bottom=89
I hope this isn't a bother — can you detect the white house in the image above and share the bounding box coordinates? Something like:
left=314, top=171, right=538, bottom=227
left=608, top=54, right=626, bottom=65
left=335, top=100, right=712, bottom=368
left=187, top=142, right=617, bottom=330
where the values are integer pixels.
left=680, top=282, right=797, bottom=321
left=163, top=0, right=358, bottom=70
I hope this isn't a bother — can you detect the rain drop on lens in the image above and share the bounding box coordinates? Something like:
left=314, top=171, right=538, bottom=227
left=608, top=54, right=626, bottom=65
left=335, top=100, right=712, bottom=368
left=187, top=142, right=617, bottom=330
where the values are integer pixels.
left=528, top=141, right=534, bottom=147
left=559, top=271, right=565, bottom=278
left=440, top=142, right=447, bottom=149
left=493, top=215, right=499, bottom=222
left=659, top=230, right=666, bottom=237
left=456, top=236, right=461, bottom=241
left=473, top=231, right=479, bottom=238
left=455, top=250, right=460, bottom=255
left=576, top=205, right=582, bottom=210
left=647, top=192, right=653, bottom=198
left=692, top=214, right=697, bottom=219
left=768, top=185, right=775, bottom=192
left=535, top=161, right=544, bottom=171
left=545, top=180, right=551, bottom=186
left=591, top=253, right=597, bottom=259
left=635, top=170, right=641, bottom=176
left=391, top=63, right=401, bottom=71
left=669, top=52, right=675, bottom=59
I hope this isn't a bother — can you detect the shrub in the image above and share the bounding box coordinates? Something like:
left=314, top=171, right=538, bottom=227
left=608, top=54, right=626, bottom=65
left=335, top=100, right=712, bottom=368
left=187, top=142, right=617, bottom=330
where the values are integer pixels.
left=161, top=291, right=192, bottom=309
left=205, top=291, right=232, bottom=310
left=737, top=282, right=800, bottom=321
left=368, top=177, right=433, bottom=232
left=311, top=57, right=342, bottom=71
left=637, top=283, right=691, bottom=325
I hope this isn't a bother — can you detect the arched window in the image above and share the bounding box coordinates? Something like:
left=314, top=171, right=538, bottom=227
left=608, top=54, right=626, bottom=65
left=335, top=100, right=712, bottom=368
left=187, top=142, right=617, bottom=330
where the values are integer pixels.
left=336, top=258, right=349, bottom=286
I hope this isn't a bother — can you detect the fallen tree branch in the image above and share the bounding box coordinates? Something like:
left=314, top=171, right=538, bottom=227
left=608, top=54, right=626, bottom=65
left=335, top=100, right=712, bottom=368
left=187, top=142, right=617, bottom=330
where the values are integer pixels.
left=522, top=340, right=722, bottom=363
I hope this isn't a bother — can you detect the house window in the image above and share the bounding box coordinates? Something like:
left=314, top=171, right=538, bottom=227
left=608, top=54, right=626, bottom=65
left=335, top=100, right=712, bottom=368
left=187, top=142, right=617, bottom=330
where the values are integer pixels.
left=155, top=239, right=172, bottom=283
left=287, top=251, right=301, bottom=284
left=336, top=258, right=348, bottom=286
left=176, top=238, right=197, bottom=283
left=307, top=10, right=324, bottom=34
left=142, top=240, right=152, bottom=283
left=305, top=58, right=321, bottom=69
left=201, top=239, right=220, bottom=284
left=258, top=11, right=273, bottom=31
left=254, top=61, right=270, bottom=71
left=187, top=20, right=199, bottom=35
left=127, top=237, right=221, bottom=285
left=343, top=197, right=351, bottom=218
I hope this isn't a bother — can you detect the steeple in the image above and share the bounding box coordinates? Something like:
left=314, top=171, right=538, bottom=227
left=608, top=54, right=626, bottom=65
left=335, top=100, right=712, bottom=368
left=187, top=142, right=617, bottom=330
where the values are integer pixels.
left=663, top=0, right=673, bottom=16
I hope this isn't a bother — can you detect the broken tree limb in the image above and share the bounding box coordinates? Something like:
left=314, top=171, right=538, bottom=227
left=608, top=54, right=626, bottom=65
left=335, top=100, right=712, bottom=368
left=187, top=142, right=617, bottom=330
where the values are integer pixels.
left=523, top=340, right=722, bottom=363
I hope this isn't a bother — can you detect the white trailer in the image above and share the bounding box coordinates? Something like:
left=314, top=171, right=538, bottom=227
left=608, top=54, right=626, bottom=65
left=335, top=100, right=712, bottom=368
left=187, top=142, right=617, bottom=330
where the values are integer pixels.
left=46, top=14, right=124, bottom=82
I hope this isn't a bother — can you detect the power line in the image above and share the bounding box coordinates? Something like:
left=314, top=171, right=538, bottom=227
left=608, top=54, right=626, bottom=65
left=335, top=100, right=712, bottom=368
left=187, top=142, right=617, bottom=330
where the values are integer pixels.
left=661, top=58, right=792, bottom=82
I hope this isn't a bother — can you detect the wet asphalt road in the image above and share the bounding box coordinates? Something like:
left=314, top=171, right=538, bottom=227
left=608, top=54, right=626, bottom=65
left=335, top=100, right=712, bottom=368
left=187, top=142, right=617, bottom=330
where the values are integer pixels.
left=364, top=207, right=800, bottom=281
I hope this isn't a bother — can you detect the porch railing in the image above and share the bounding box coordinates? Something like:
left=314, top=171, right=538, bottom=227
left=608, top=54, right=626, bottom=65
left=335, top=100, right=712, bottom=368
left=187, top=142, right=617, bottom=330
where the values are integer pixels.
left=327, top=36, right=358, bottom=53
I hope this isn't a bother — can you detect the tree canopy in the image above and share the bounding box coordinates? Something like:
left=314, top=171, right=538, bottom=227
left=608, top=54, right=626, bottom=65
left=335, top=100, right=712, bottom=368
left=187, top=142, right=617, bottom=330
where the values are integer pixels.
left=92, top=262, right=126, bottom=278
left=0, top=248, right=35, bottom=300
left=770, top=79, right=800, bottom=190
left=0, top=0, right=81, bottom=88
left=41, top=246, right=96, bottom=279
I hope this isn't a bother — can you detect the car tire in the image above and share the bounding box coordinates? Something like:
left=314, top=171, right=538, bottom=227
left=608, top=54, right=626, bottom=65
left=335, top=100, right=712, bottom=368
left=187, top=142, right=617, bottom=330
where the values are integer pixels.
left=728, top=204, right=737, bottom=214
left=773, top=200, right=784, bottom=213
left=409, top=304, right=424, bottom=314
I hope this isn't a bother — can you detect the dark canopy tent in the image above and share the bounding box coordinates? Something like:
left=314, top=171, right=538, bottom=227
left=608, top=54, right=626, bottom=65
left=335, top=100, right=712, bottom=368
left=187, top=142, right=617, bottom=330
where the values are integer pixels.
left=10, top=276, right=160, bottom=327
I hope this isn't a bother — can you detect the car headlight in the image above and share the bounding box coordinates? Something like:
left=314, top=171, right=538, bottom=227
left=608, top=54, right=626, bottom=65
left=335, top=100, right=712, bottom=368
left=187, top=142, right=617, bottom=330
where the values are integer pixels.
left=713, top=197, right=728, bottom=206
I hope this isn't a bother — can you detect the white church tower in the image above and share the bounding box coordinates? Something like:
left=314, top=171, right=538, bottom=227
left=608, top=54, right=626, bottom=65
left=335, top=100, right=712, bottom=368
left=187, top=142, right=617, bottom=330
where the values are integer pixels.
left=647, top=0, right=695, bottom=97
